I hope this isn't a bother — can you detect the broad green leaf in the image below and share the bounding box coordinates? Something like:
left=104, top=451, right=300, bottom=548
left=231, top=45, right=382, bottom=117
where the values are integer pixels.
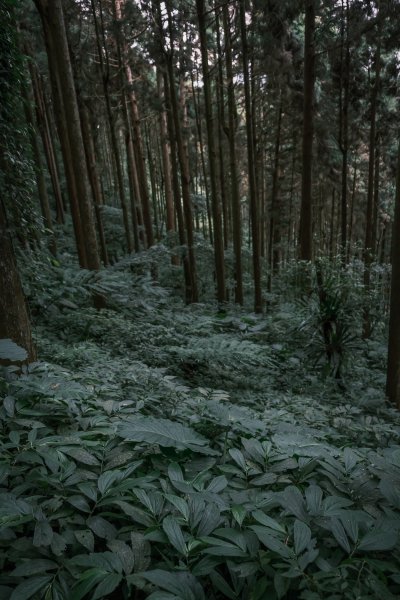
left=213, top=528, right=247, bottom=551
left=33, top=520, right=53, bottom=547
left=4, top=396, right=15, bottom=417
left=206, top=476, right=228, bottom=493
left=339, top=514, right=359, bottom=543
left=280, top=486, right=308, bottom=520
left=0, top=339, right=27, bottom=362
left=202, top=541, right=248, bottom=558
left=322, top=495, right=353, bottom=516
left=162, top=515, right=187, bottom=555
left=305, top=485, right=323, bottom=515
left=74, top=530, right=95, bottom=552
left=107, top=539, right=135, bottom=575
left=165, top=494, right=189, bottom=520
left=131, top=531, right=151, bottom=572
left=250, top=526, right=292, bottom=558
left=358, top=528, right=397, bottom=552
left=69, top=569, right=107, bottom=600
left=168, top=463, right=185, bottom=482
left=67, top=495, right=91, bottom=513
left=343, top=448, right=359, bottom=472
left=77, top=483, right=98, bottom=502
left=9, top=576, right=52, bottom=600
left=331, top=518, right=351, bottom=553
left=92, top=573, right=122, bottom=600
left=141, top=570, right=203, bottom=599
left=111, top=500, right=154, bottom=526
left=252, top=510, right=286, bottom=534
left=197, top=503, right=221, bottom=536
left=379, top=478, right=400, bottom=509
left=251, top=473, right=278, bottom=486
left=232, top=505, right=246, bottom=527
left=98, top=471, right=120, bottom=495
left=60, top=447, right=100, bottom=466
left=274, top=572, right=290, bottom=600
left=228, top=448, right=247, bottom=471
left=87, top=516, right=117, bottom=540
left=293, top=520, right=312, bottom=555
left=119, top=418, right=215, bottom=454
left=241, top=438, right=265, bottom=464
left=11, top=560, right=58, bottom=577
left=209, top=571, right=236, bottom=600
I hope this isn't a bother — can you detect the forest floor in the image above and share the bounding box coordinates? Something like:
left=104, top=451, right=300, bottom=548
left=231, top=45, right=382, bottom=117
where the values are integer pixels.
left=2, top=250, right=400, bottom=599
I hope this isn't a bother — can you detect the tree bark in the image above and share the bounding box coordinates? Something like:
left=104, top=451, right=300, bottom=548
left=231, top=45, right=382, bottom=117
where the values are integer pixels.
left=196, top=0, right=226, bottom=304
left=239, top=0, right=262, bottom=312
left=223, top=4, right=243, bottom=304
left=386, top=139, right=400, bottom=406
left=363, top=32, right=381, bottom=339
left=35, top=0, right=100, bottom=270
left=299, top=0, right=316, bottom=262
left=0, top=199, right=36, bottom=363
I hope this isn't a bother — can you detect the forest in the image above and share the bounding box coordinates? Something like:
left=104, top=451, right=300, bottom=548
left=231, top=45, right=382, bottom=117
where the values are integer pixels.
left=1, top=0, right=400, bottom=598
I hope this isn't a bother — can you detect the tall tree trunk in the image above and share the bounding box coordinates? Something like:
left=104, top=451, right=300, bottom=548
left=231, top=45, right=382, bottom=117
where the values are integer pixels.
left=114, top=0, right=154, bottom=248
left=299, top=0, right=316, bottom=262
left=339, top=0, right=350, bottom=261
left=28, top=59, right=64, bottom=225
left=157, top=69, right=175, bottom=236
left=79, top=104, right=109, bottom=266
left=35, top=0, right=100, bottom=270
left=363, top=32, right=381, bottom=339
left=239, top=0, right=262, bottom=312
left=91, top=0, right=133, bottom=253
left=165, top=0, right=198, bottom=303
left=0, top=199, right=36, bottom=363
left=196, top=0, right=225, bottom=304
left=35, top=6, right=87, bottom=266
left=215, top=6, right=229, bottom=251
left=21, top=79, right=57, bottom=256
left=386, top=138, right=400, bottom=406
left=190, top=71, right=213, bottom=244
left=269, top=98, right=283, bottom=278
left=223, top=4, right=243, bottom=304
left=163, top=71, right=193, bottom=300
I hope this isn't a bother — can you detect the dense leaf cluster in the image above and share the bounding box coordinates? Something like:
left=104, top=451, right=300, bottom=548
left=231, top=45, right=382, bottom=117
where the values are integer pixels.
left=1, top=250, right=400, bottom=599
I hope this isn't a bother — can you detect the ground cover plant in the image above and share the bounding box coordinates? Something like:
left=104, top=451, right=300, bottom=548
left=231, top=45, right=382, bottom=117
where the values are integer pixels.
left=1, top=250, right=400, bottom=600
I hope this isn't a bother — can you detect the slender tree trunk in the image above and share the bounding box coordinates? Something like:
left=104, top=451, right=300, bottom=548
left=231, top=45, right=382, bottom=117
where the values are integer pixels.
left=35, top=0, right=100, bottom=270
left=190, top=71, right=213, bottom=244
left=35, top=5, right=87, bottom=266
left=196, top=0, right=225, bottom=304
left=363, top=32, right=381, bottom=339
left=157, top=69, right=175, bottom=236
left=239, top=0, right=262, bottom=312
left=339, top=0, right=350, bottom=261
left=269, top=98, right=283, bottom=277
left=21, top=79, right=57, bottom=256
left=347, top=161, right=357, bottom=262
left=80, top=104, right=109, bottom=266
left=215, top=7, right=229, bottom=251
left=28, top=60, right=64, bottom=225
left=91, top=0, right=133, bottom=253
left=114, top=0, right=154, bottom=248
left=163, top=70, right=193, bottom=300
left=223, top=4, right=243, bottom=304
left=386, top=139, right=400, bottom=406
left=165, top=0, right=198, bottom=303
left=299, top=0, right=316, bottom=262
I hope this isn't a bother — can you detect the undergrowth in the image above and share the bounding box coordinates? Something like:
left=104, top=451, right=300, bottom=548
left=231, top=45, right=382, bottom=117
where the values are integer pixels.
left=0, top=246, right=399, bottom=600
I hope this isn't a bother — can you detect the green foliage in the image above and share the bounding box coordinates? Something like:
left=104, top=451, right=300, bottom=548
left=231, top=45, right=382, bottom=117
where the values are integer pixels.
left=1, top=252, right=400, bottom=599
